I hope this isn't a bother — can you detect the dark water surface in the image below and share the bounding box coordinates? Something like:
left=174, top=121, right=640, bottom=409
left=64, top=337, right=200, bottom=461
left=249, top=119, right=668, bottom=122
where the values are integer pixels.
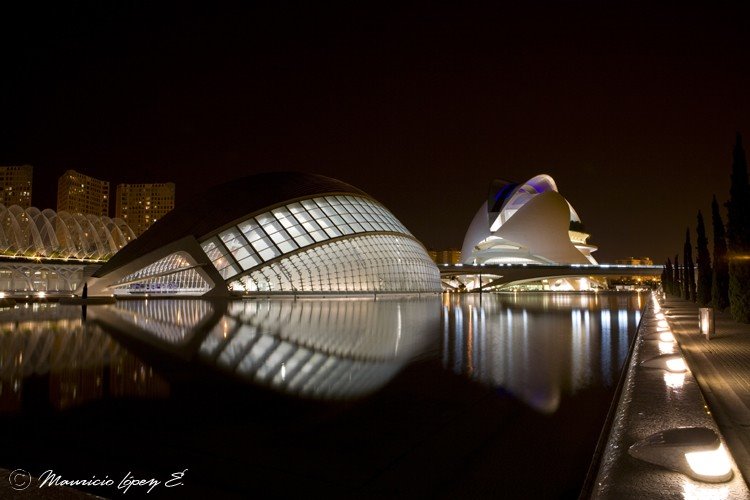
left=0, top=292, right=643, bottom=498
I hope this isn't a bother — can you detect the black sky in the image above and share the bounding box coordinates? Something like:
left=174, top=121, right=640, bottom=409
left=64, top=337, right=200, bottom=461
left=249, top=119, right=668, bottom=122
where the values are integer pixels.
left=2, top=1, right=750, bottom=263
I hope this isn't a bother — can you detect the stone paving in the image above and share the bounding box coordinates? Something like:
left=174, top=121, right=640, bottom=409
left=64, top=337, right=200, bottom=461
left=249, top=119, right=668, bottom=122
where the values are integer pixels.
left=664, top=296, right=750, bottom=489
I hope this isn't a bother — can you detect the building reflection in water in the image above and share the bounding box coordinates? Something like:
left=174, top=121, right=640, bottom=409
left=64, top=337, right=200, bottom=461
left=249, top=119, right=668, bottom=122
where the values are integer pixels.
left=92, top=297, right=440, bottom=401
left=1, top=293, right=642, bottom=412
left=441, top=292, right=644, bottom=414
left=0, top=303, right=169, bottom=414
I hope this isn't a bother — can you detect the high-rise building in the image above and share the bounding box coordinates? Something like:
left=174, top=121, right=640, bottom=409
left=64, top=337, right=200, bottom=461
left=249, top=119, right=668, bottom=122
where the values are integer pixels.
left=115, top=182, right=176, bottom=236
left=0, top=165, right=33, bottom=208
left=57, top=170, right=110, bottom=216
left=428, top=249, right=462, bottom=265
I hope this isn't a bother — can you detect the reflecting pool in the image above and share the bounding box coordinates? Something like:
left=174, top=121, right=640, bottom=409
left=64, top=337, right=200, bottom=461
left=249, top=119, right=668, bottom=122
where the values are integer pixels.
left=0, top=292, right=643, bottom=498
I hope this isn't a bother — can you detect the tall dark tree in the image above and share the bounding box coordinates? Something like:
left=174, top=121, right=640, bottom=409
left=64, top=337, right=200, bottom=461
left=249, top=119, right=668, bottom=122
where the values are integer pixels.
left=665, top=258, right=674, bottom=295
left=711, top=195, right=730, bottom=310
left=695, top=210, right=713, bottom=305
left=673, top=254, right=681, bottom=297
left=726, top=134, right=750, bottom=321
left=684, top=228, right=696, bottom=301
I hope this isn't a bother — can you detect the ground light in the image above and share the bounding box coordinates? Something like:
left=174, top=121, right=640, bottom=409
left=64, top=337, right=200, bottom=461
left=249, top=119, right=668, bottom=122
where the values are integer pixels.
left=629, top=427, right=733, bottom=483
left=659, top=331, right=675, bottom=342
left=641, top=354, right=689, bottom=373
left=644, top=331, right=675, bottom=342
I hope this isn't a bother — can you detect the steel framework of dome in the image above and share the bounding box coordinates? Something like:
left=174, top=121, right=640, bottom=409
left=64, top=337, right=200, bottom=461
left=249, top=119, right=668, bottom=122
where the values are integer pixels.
left=0, top=204, right=136, bottom=261
left=86, top=172, right=442, bottom=297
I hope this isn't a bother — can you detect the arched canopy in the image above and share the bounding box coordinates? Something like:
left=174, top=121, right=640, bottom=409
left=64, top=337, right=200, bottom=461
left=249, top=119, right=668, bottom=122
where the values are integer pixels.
left=0, top=204, right=134, bottom=260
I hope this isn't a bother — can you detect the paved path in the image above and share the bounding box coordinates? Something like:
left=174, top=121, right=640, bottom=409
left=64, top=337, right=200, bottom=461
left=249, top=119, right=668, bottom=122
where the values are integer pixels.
left=591, top=297, right=749, bottom=498
left=665, top=296, right=750, bottom=488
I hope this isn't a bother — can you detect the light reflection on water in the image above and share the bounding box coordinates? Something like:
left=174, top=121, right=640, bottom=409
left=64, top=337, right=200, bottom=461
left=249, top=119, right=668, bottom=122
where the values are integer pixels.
left=92, top=297, right=440, bottom=400
left=0, top=304, right=168, bottom=413
left=441, top=292, right=643, bottom=413
left=0, top=292, right=643, bottom=413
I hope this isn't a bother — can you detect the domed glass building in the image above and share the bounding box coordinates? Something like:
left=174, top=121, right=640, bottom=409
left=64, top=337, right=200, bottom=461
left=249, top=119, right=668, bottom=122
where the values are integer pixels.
left=87, top=172, right=441, bottom=296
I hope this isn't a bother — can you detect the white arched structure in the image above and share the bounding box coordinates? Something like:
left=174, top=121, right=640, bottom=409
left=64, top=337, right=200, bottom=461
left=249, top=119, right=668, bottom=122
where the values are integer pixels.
left=0, top=204, right=135, bottom=261
left=462, top=174, right=598, bottom=266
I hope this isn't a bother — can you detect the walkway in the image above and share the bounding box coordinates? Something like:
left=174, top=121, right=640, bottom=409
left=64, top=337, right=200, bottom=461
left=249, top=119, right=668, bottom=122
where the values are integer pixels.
left=591, top=295, right=748, bottom=498
left=665, top=296, right=750, bottom=487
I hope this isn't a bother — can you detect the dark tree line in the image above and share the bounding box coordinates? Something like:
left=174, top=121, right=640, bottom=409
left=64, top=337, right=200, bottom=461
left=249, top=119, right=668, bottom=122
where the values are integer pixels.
left=662, top=133, right=748, bottom=322
left=727, top=134, right=750, bottom=322
left=695, top=210, right=712, bottom=305
left=711, top=195, right=730, bottom=310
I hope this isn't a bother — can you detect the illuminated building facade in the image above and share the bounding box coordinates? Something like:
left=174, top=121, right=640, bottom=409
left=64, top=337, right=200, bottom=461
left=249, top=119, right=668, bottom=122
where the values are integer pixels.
left=0, top=165, right=33, bottom=208
left=462, top=174, right=598, bottom=266
left=428, top=249, right=462, bottom=265
left=57, top=169, right=110, bottom=216
left=116, top=182, right=176, bottom=236
left=87, top=172, right=442, bottom=296
left=615, top=257, right=654, bottom=266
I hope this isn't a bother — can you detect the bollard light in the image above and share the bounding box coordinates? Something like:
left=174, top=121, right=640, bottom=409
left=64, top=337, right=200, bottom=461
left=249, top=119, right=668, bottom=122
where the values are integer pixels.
left=629, top=427, right=733, bottom=483
left=699, top=308, right=715, bottom=340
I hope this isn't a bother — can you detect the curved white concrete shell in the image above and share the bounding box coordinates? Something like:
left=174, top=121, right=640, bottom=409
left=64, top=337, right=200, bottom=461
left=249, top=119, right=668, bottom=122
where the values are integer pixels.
left=0, top=204, right=135, bottom=260
left=462, top=174, right=597, bottom=266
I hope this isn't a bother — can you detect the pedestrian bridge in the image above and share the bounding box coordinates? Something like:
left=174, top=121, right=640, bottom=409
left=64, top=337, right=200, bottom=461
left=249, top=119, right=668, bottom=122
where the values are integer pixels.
left=439, top=263, right=662, bottom=290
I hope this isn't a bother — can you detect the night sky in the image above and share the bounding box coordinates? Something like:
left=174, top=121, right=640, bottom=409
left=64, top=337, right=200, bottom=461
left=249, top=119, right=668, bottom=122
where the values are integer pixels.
left=2, top=1, right=750, bottom=263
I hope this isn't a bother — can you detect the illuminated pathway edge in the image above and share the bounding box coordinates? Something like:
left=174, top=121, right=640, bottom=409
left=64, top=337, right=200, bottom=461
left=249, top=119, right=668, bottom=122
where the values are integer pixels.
left=663, top=296, right=750, bottom=491
left=590, top=295, right=749, bottom=498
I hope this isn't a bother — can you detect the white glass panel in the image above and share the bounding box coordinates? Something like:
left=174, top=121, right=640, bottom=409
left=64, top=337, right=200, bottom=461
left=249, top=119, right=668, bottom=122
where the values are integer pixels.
left=238, top=254, right=261, bottom=270
left=278, top=240, right=297, bottom=253
left=294, top=234, right=314, bottom=246
left=287, top=203, right=305, bottom=214
left=259, top=247, right=280, bottom=261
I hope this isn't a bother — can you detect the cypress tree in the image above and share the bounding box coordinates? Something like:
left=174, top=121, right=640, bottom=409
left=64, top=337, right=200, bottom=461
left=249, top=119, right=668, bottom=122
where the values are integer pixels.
left=695, top=210, right=713, bottom=305
left=684, top=228, right=696, bottom=301
left=673, top=254, right=681, bottom=297
left=711, top=195, right=730, bottom=310
left=726, top=134, right=750, bottom=322
left=665, top=258, right=674, bottom=295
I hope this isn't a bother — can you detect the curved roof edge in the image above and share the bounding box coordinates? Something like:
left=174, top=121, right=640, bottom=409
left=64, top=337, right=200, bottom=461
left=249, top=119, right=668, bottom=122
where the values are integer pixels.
left=95, top=172, right=369, bottom=278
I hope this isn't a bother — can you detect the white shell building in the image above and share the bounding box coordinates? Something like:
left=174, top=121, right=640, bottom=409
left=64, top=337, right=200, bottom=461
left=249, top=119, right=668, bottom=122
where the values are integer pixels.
left=87, top=172, right=442, bottom=297
left=461, top=174, right=597, bottom=266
